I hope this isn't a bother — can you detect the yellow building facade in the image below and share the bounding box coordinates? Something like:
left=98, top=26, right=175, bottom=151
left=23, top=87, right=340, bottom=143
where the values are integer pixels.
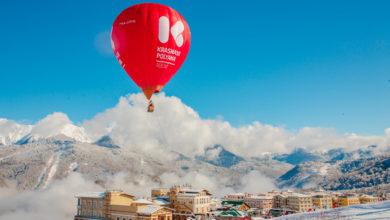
left=312, top=194, right=332, bottom=210
left=74, top=190, right=173, bottom=220
left=337, top=195, right=360, bottom=207
left=286, top=194, right=313, bottom=212
left=359, top=196, right=379, bottom=204
left=168, top=186, right=211, bottom=219
left=151, top=188, right=168, bottom=198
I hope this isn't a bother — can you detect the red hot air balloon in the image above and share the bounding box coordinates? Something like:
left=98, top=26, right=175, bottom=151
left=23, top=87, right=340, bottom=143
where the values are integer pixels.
left=111, top=3, right=191, bottom=111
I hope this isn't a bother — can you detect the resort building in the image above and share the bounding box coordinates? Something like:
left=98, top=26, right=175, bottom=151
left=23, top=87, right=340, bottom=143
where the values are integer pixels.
left=215, top=209, right=249, bottom=220
left=74, top=190, right=173, bottom=220
left=220, top=201, right=250, bottom=211
left=225, top=193, right=246, bottom=202
left=151, top=188, right=168, bottom=198
left=312, top=194, right=332, bottom=210
left=272, top=195, right=287, bottom=209
left=359, top=195, right=379, bottom=204
left=168, top=185, right=212, bottom=219
left=215, top=201, right=251, bottom=220
left=244, top=196, right=273, bottom=210
left=337, top=195, right=360, bottom=207
left=286, top=193, right=313, bottom=212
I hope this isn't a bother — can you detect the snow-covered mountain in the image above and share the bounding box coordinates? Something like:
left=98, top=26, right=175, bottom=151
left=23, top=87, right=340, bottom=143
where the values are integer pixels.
left=195, top=145, right=245, bottom=168
left=0, top=134, right=292, bottom=191
left=1, top=115, right=389, bottom=192
left=277, top=150, right=390, bottom=190
left=0, top=113, right=89, bottom=145
left=273, top=148, right=322, bottom=165
left=2, top=129, right=388, bottom=192
left=0, top=119, right=32, bottom=145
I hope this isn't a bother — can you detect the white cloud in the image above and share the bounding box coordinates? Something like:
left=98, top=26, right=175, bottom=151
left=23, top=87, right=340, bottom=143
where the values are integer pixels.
left=1, top=93, right=389, bottom=157
left=293, top=127, right=390, bottom=153
left=31, top=112, right=89, bottom=142
left=239, top=171, right=278, bottom=194
left=94, top=31, right=113, bottom=56
left=81, top=93, right=390, bottom=157
left=0, top=119, right=32, bottom=145
left=0, top=173, right=103, bottom=220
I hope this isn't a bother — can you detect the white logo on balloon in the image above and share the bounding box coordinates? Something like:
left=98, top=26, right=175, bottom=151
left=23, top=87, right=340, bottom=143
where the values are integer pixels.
left=158, top=16, right=184, bottom=47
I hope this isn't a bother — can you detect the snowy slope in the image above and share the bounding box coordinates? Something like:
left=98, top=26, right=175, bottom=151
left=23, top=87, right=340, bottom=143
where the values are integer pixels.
left=275, top=200, right=390, bottom=220
left=0, top=135, right=291, bottom=191
left=277, top=155, right=390, bottom=190
left=0, top=119, right=32, bottom=145
left=1, top=113, right=90, bottom=146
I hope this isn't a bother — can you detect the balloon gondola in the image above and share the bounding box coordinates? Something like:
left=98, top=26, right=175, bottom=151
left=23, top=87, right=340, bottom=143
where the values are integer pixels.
left=147, top=100, right=155, bottom=113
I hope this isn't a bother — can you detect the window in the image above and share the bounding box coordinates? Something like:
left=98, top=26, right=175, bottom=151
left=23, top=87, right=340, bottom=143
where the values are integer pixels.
left=117, top=217, right=120, bottom=220
left=94, top=200, right=97, bottom=208
left=82, top=209, right=86, bottom=216
left=88, top=200, right=92, bottom=207
left=98, top=210, right=102, bottom=217
left=82, top=200, right=86, bottom=206
left=99, top=201, right=103, bottom=208
left=88, top=210, right=92, bottom=217
left=123, top=218, right=126, bottom=220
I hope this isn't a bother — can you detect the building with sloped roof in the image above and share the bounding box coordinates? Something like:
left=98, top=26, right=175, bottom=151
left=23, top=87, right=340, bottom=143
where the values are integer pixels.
left=312, top=194, right=332, bottom=210
left=286, top=193, right=313, bottom=212
left=359, top=195, right=379, bottom=204
left=74, top=190, right=173, bottom=220
left=225, top=193, right=246, bottom=202
left=216, top=209, right=249, bottom=220
left=220, top=201, right=250, bottom=211
left=168, top=185, right=212, bottom=220
left=244, top=196, right=273, bottom=211
left=337, top=194, right=360, bottom=207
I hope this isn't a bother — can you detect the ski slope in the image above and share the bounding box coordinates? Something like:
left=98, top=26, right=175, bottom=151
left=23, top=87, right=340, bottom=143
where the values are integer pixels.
left=275, top=200, right=390, bottom=219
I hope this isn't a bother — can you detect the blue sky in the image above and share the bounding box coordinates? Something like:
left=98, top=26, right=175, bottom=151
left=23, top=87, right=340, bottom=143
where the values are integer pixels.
left=0, top=0, right=389, bottom=134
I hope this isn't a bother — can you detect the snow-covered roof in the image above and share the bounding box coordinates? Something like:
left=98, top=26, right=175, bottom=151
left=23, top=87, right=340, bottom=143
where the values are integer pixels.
left=227, top=193, right=245, bottom=196
left=75, top=192, right=104, bottom=199
left=177, top=193, right=197, bottom=197
left=275, top=194, right=287, bottom=198
left=246, top=196, right=273, bottom=200
left=180, top=188, right=203, bottom=193
left=219, top=209, right=246, bottom=217
left=133, top=199, right=154, bottom=204
left=288, top=193, right=311, bottom=198
left=153, top=198, right=170, bottom=205
left=137, top=205, right=164, bottom=214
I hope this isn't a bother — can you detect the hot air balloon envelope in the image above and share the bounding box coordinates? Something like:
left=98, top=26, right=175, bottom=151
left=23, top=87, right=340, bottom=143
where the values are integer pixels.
left=111, top=3, right=191, bottom=100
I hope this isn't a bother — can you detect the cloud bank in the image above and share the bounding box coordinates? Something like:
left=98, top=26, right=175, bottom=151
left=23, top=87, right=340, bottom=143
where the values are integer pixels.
left=1, top=93, right=389, bottom=157
left=82, top=93, right=390, bottom=157
left=0, top=173, right=103, bottom=220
